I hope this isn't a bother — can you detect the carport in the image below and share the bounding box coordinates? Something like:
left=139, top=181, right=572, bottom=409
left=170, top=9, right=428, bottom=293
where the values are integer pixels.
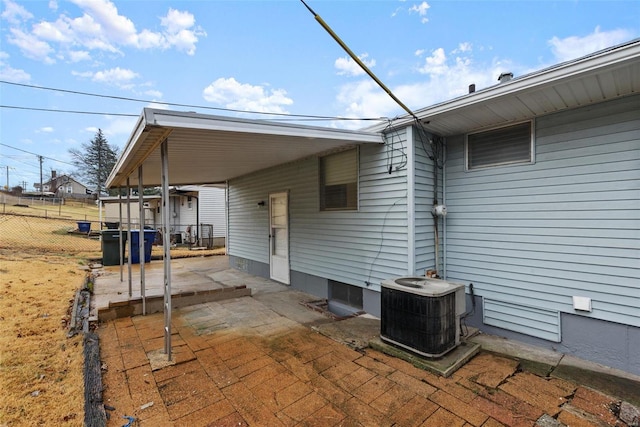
left=105, top=108, right=383, bottom=360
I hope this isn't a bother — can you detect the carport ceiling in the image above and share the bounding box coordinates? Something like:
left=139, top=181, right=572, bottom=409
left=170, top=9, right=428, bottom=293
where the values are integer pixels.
left=106, top=109, right=383, bottom=188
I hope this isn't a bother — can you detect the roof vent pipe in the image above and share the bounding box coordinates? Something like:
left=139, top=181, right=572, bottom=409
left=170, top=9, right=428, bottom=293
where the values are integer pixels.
left=468, top=84, right=476, bottom=93
left=498, top=72, right=513, bottom=83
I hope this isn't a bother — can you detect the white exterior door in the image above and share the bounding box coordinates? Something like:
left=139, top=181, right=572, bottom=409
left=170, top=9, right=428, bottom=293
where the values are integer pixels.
left=269, top=192, right=290, bottom=284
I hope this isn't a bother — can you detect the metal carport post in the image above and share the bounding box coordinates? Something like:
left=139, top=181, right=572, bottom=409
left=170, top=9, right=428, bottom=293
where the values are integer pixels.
left=161, top=139, right=172, bottom=360
left=138, top=166, right=146, bottom=315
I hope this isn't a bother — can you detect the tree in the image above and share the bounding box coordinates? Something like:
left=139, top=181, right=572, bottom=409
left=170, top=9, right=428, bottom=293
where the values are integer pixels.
left=69, top=129, right=119, bottom=196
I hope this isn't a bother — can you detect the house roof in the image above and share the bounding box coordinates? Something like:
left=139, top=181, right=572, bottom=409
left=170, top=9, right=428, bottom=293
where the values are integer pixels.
left=367, top=38, right=640, bottom=136
left=107, top=39, right=639, bottom=188
left=106, top=109, right=383, bottom=188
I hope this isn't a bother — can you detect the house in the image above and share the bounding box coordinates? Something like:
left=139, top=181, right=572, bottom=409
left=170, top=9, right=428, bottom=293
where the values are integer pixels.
left=34, top=171, right=92, bottom=199
left=106, top=39, right=640, bottom=375
left=101, top=186, right=226, bottom=246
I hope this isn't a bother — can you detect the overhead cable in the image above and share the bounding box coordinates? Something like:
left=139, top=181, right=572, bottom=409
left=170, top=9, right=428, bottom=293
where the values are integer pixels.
left=0, top=80, right=386, bottom=122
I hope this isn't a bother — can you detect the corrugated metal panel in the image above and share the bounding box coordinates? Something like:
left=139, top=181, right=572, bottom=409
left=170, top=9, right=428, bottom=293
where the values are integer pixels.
left=228, top=140, right=409, bottom=290
left=483, top=299, right=561, bottom=342
left=445, top=95, right=640, bottom=329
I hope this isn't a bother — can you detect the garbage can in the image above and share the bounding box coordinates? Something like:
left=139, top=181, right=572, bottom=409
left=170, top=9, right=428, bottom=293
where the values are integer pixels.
left=130, top=229, right=156, bottom=264
left=101, top=229, right=127, bottom=266
left=77, top=221, right=91, bottom=233
left=103, top=221, right=119, bottom=229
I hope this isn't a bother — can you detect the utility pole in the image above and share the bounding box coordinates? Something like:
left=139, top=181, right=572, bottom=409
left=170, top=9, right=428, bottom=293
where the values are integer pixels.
left=38, top=155, right=43, bottom=195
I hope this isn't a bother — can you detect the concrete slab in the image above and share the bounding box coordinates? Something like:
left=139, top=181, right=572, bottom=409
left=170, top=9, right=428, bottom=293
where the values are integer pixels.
left=370, top=337, right=481, bottom=378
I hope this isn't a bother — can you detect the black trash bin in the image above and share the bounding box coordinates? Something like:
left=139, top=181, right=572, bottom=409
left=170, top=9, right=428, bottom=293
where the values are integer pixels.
left=101, top=229, right=127, bottom=266
left=103, top=221, right=120, bottom=229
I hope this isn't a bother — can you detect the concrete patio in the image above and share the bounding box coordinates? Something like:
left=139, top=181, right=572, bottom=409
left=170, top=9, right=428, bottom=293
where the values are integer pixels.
left=94, top=256, right=640, bottom=426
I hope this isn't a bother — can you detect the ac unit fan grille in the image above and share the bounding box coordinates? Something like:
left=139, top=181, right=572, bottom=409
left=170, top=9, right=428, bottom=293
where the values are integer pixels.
left=380, top=287, right=456, bottom=357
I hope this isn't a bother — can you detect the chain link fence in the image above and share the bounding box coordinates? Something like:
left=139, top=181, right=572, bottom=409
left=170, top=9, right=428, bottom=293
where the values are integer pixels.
left=0, top=194, right=221, bottom=258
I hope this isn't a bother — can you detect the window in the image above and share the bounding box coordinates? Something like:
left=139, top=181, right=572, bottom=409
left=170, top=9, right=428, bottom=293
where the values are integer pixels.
left=320, top=148, right=358, bottom=211
left=66, top=186, right=72, bottom=193
left=466, top=121, right=533, bottom=170
left=187, top=196, right=193, bottom=210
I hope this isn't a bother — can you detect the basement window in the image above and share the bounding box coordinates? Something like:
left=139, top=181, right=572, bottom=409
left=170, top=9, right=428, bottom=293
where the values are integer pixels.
left=320, top=148, right=358, bottom=211
left=466, top=121, right=533, bottom=170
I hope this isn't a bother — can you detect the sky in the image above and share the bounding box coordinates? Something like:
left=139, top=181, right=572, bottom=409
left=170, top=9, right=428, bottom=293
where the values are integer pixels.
left=0, top=0, right=638, bottom=191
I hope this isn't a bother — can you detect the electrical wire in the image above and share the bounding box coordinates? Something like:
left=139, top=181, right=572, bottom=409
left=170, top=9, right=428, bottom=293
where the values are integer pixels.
left=0, top=142, right=75, bottom=166
left=365, top=192, right=406, bottom=287
left=0, top=80, right=387, bottom=122
left=1, top=105, right=137, bottom=117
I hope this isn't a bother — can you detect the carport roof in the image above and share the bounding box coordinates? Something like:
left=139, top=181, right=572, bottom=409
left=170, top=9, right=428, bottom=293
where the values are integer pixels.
left=106, top=109, right=383, bottom=188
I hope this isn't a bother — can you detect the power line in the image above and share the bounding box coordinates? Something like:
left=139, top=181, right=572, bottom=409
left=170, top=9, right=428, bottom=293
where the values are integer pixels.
left=0, top=104, right=385, bottom=123
left=0, top=80, right=387, bottom=122
left=0, top=142, right=75, bottom=167
left=0, top=105, right=137, bottom=117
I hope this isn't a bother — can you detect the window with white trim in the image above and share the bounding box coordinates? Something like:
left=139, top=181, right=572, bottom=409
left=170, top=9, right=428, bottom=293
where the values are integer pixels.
left=466, top=121, right=533, bottom=170
left=319, top=148, right=358, bottom=211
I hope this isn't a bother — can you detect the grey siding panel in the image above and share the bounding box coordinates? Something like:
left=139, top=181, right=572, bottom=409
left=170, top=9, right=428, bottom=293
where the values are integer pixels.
left=445, top=95, right=640, bottom=331
left=228, top=139, right=409, bottom=290
left=483, top=299, right=561, bottom=342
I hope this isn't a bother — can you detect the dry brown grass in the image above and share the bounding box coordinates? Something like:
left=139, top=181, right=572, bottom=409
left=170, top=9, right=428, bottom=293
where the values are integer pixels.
left=0, top=213, right=225, bottom=426
left=0, top=244, right=86, bottom=426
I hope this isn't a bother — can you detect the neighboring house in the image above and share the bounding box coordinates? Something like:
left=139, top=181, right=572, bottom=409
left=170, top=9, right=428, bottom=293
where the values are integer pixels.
left=106, top=40, right=640, bottom=375
left=101, top=195, right=161, bottom=228
left=34, top=171, right=92, bottom=199
left=176, top=185, right=226, bottom=246
left=101, top=186, right=226, bottom=246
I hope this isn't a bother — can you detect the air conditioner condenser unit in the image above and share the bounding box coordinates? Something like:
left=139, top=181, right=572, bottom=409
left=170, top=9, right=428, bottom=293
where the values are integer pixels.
left=380, top=276, right=465, bottom=358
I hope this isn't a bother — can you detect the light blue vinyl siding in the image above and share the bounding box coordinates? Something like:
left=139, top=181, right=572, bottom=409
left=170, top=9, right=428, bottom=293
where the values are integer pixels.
left=228, top=136, right=410, bottom=290
left=483, top=299, right=561, bottom=342
left=445, top=95, right=640, bottom=332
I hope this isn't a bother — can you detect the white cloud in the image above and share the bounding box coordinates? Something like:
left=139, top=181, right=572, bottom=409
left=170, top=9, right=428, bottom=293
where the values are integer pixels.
left=39, top=127, right=54, bottom=133
left=102, top=116, right=138, bottom=140
left=548, top=26, right=635, bottom=62
left=68, top=50, right=91, bottom=62
left=0, top=51, right=31, bottom=82
left=335, top=45, right=516, bottom=125
left=418, top=48, right=447, bottom=75
left=73, top=67, right=139, bottom=87
left=1, top=0, right=33, bottom=25
left=414, top=49, right=425, bottom=57
left=145, top=89, right=163, bottom=99
left=454, top=42, right=472, bottom=54
left=335, top=53, right=376, bottom=76
left=409, top=1, right=430, bottom=24
left=7, top=28, right=55, bottom=63
left=202, top=77, right=293, bottom=114
left=1, top=0, right=206, bottom=63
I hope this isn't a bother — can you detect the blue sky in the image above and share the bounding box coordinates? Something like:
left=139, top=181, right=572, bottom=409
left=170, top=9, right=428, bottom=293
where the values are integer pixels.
left=0, top=0, right=638, bottom=191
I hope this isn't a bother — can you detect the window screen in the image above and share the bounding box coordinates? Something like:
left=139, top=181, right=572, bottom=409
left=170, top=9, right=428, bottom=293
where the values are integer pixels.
left=467, top=122, right=532, bottom=169
left=320, top=149, right=358, bottom=211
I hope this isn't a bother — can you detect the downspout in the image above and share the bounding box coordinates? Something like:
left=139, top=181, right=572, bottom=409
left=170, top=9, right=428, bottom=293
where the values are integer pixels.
left=442, top=138, right=447, bottom=280
left=225, top=181, right=230, bottom=254
left=406, top=126, right=416, bottom=276
left=433, top=146, right=439, bottom=278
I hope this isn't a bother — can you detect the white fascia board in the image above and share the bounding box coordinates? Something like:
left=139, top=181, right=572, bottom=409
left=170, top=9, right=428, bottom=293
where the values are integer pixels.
left=143, top=108, right=383, bottom=144
left=367, top=39, right=640, bottom=133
